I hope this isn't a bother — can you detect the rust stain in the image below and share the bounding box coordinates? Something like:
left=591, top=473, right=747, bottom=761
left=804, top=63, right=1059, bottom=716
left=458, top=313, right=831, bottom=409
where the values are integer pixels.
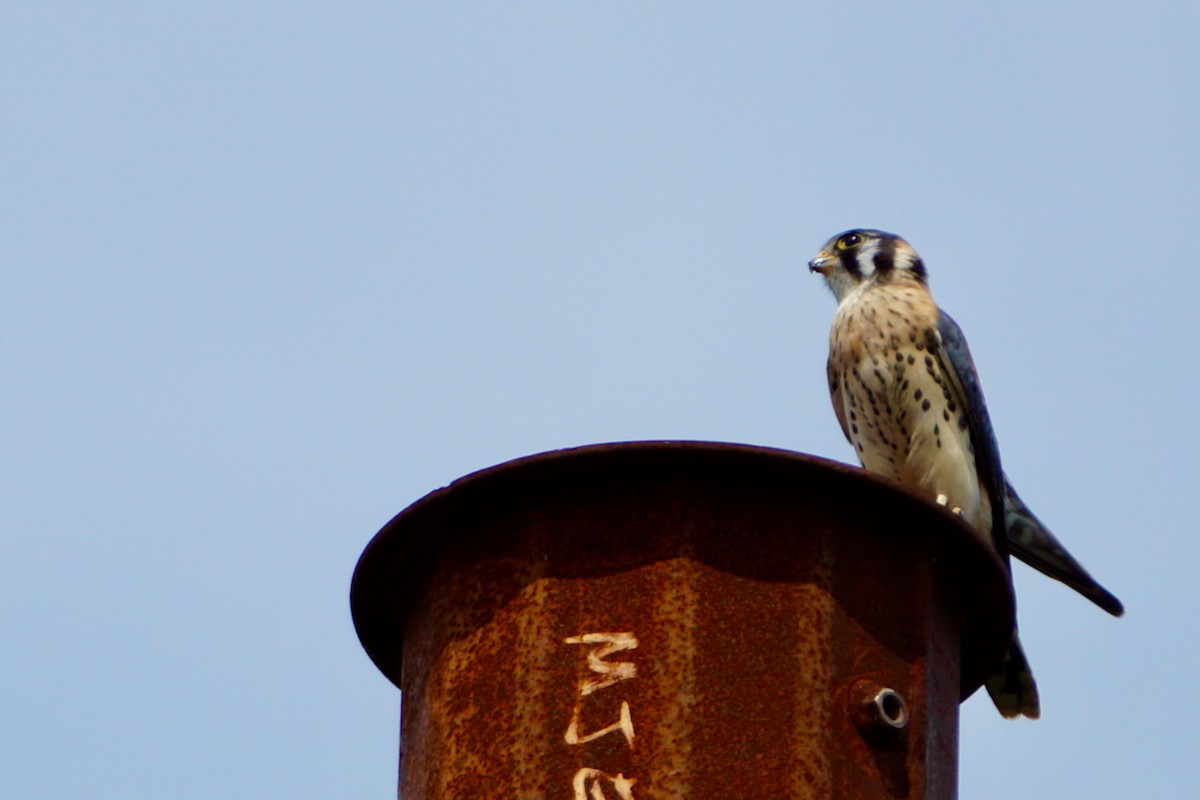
left=352, top=441, right=1013, bottom=799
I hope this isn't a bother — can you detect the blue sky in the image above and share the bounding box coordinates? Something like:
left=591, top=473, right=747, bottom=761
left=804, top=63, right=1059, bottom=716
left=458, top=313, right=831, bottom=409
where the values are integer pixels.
left=3, top=3, right=1197, bottom=797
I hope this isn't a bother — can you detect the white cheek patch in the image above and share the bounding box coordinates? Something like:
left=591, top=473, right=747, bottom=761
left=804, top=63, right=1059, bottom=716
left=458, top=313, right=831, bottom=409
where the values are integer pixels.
left=856, top=241, right=879, bottom=278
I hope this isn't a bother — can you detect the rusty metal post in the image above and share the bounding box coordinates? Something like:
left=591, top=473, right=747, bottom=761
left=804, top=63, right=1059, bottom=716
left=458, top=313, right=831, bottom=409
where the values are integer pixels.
left=351, top=442, right=1013, bottom=799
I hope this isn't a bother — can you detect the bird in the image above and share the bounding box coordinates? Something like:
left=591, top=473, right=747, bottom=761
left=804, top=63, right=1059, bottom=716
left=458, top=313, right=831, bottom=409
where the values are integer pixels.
left=807, top=228, right=1123, bottom=719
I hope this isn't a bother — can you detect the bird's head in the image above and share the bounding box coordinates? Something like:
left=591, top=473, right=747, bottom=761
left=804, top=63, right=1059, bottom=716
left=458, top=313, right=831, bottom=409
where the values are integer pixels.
left=808, top=229, right=926, bottom=302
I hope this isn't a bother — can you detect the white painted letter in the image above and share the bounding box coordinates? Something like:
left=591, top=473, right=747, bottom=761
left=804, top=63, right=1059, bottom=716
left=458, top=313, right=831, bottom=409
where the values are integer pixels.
left=563, top=632, right=639, bottom=747
left=572, top=768, right=636, bottom=800
left=563, top=632, right=638, bottom=696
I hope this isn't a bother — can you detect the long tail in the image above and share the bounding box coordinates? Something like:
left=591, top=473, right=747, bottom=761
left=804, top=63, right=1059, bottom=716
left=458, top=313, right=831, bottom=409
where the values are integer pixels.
left=985, top=631, right=1040, bottom=719
left=1003, top=478, right=1124, bottom=617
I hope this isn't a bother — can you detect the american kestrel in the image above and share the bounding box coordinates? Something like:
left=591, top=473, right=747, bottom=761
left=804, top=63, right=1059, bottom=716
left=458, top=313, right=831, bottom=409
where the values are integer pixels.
left=808, top=228, right=1123, bottom=719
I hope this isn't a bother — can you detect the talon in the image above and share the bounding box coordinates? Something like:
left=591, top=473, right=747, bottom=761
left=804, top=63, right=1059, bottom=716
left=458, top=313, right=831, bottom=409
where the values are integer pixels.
left=951, top=506, right=962, bottom=515
left=936, top=493, right=949, bottom=506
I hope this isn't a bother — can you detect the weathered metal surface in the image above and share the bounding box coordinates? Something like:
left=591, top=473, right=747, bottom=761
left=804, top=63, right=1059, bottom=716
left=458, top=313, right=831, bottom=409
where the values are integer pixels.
left=351, top=441, right=1014, bottom=799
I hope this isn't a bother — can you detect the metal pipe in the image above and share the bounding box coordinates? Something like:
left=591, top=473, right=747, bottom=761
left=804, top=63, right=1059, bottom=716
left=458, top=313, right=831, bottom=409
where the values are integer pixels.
left=351, top=441, right=1013, bottom=799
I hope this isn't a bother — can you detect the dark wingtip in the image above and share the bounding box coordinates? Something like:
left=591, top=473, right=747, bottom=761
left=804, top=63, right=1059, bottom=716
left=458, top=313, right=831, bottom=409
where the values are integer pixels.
left=1096, top=590, right=1125, bottom=618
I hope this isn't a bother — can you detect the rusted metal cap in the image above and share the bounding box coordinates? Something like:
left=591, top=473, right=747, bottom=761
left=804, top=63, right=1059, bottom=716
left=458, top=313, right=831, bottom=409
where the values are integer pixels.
left=350, top=441, right=1014, bottom=798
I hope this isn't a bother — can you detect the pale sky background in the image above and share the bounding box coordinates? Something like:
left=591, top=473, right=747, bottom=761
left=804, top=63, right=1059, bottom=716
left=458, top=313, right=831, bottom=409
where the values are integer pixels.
left=3, top=3, right=1197, bottom=798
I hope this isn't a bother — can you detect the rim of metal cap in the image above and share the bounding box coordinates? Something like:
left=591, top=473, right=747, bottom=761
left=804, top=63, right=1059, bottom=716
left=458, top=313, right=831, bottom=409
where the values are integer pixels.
left=349, top=440, right=1014, bottom=699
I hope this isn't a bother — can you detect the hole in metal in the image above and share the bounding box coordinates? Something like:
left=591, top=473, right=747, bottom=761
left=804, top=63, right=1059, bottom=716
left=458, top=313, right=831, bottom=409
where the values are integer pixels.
left=872, top=688, right=909, bottom=729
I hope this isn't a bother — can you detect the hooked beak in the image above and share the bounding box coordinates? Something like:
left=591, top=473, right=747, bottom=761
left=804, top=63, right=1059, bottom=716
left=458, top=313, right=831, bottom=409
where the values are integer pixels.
left=808, top=252, right=833, bottom=275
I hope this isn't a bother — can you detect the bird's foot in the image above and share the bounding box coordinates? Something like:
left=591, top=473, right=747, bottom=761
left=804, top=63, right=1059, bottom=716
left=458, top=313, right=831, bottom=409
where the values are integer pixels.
left=935, top=493, right=964, bottom=516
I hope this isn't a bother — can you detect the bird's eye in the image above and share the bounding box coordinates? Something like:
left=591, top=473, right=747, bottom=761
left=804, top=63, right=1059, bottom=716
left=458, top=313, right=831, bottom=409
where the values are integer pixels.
left=836, top=233, right=863, bottom=250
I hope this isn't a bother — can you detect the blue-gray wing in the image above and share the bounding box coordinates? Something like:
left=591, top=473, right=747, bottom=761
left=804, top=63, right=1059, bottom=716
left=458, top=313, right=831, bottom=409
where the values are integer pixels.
left=938, top=311, right=1124, bottom=614
left=934, top=309, right=1009, bottom=560
left=1003, top=478, right=1124, bottom=615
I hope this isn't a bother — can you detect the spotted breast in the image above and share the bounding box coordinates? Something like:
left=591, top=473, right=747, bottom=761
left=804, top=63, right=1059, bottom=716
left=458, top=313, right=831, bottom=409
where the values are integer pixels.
left=827, top=277, right=992, bottom=539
